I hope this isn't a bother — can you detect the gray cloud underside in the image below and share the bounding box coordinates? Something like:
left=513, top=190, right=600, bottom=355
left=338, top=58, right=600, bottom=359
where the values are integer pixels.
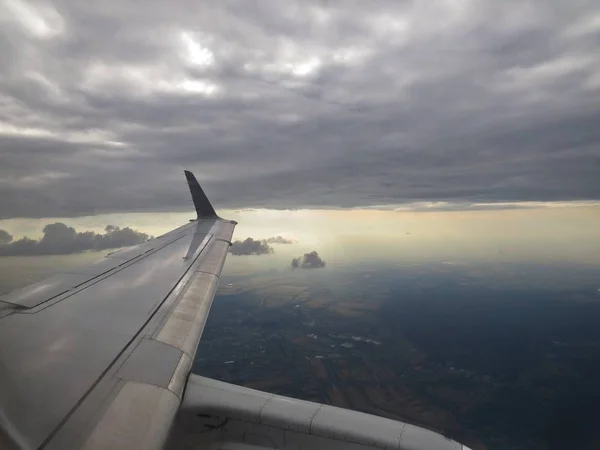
left=291, top=251, right=326, bottom=269
left=0, top=223, right=151, bottom=255
left=0, top=230, right=13, bottom=244
left=266, top=236, right=295, bottom=244
left=2, top=0, right=600, bottom=219
left=229, top=237, right=273, bottom=256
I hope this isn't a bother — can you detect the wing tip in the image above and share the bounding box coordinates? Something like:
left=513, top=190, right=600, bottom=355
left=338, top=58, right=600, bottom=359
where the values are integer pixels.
left=184, top=169, right=218, bottom=219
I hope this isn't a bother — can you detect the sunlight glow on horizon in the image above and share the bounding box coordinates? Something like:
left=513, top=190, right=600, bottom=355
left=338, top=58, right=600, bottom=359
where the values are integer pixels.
left=1, top=205, right=599, bottom=268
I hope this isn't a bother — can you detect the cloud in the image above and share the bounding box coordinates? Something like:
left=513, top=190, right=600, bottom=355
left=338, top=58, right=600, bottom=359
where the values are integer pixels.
left=0, top=230, right=13, bottom=244
left=1, top=1, right=600, bottom=219
left=392, top=200, right=600, bottom=212
left=266, top=236, right=296, bottom=244
left=0, top=223, right=151, bottom=255
left=229, top=237, right=273, bottom=256
left=291, top=251, right=326, bottom=269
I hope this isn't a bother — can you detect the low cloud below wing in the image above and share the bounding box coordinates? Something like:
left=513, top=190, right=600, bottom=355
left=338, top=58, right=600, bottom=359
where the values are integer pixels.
left=266, top=236, right=296, bottom=244
left=0, top=224, right=151, bottom=256
left=229, top=237, right=274, bottom=256
left=0, top=230, right=13, bottom=244
left=291, top=251, right=326, bottom=269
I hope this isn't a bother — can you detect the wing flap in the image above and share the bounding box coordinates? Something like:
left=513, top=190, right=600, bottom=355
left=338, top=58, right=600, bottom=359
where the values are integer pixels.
left=155, top=272, right=219, bottom=357
left=194, top=239, right=230, bottom=275
left=80, top=382, right=179, bottom=450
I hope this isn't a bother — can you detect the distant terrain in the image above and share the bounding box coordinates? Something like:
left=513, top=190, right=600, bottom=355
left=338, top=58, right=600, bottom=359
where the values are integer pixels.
left=2, top=247, right=599, bottom=449
left=194, top=264, right=600, bottom=450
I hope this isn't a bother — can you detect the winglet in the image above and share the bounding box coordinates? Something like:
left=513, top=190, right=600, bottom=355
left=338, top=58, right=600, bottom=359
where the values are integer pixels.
left=184, top=170, right=218, bottom=219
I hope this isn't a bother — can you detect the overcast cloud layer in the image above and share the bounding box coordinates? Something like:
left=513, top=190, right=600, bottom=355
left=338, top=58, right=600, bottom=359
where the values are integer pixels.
left=1, top=0, right=600, bottom=219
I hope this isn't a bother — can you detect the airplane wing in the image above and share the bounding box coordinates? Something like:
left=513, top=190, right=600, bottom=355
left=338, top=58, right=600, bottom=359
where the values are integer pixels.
left=0, top=171, right=470, bottom=450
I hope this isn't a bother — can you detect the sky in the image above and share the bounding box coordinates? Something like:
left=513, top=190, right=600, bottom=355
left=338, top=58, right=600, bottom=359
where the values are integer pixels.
left=2, top=205, right=600, bottom=293
left=1, top=0, right=600, bottom=220
left=2, top=6, right=600, bottom=447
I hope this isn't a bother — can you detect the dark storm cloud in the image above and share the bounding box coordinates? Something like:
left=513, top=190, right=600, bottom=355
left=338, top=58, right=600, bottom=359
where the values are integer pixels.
left=291, top=251, right=326, bottom=269
left=1, top=0, right=600, bottom=218
left=229, top=237, right=273, bottom=256
left=0, top=223, right=151, bottom=255
left=0, top=230, right=13, bottom=244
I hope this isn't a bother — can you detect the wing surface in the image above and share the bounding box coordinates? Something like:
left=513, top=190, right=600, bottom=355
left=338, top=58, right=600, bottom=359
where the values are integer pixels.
left=0, top=171, right=236, bottom=450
